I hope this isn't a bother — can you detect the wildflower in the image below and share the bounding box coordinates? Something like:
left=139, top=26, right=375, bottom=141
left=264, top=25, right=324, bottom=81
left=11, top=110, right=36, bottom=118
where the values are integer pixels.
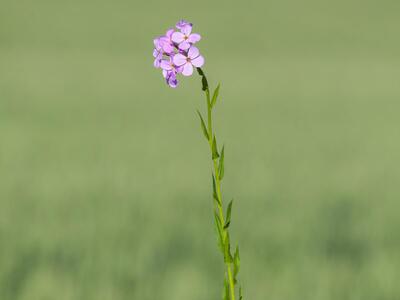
left=173, top=46, right=204, bottom=76
left=172, top=25, right=201, bottom=50
left=176, top=20, right=192, bottom=30
left=152, top=20, right=204, bottom=87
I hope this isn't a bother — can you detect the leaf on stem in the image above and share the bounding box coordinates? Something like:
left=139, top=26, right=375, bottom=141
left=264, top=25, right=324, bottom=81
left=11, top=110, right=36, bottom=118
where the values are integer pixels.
left=233, top=245, right=240, bottom=281
left=212, top=174, right=221, bottom=205
left=211, top=84, right=221, bottom=108
left=196, top=68, right=209, bottom=91
left=212, top=136, right=219, bottom=159
left=214, top=212, right=224, bottom=254
left=219, top=145, right=225, bottom=180
left=196, top=110, right=209, bottom=141
left=224, top=199, right=233, bottom=229
left=224, top=232, right=233, bottom=263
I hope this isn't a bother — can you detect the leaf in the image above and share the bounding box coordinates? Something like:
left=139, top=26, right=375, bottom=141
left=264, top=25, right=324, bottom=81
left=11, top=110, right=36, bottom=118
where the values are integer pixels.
left=212, top=136, right=219, bottom=159
left=196, top=110, right=209, bottom=141
left=239, top=286, right=243, bottom=300
left=214, top=212, right=224, bottom=253
left=224, top=199, right=233, bottom=229
left=233, top=246, right=240, bottom=280
left=196, top=68, right=209, bottom=91
left=223, top=277, right=230, bottom=300
left=211, top=84, right=221, bottom=107
left=212, top=175, right=220, bottom=205
left=224, top=232, right=233, bottom=263
left=219, top=145, right=225, bottom=180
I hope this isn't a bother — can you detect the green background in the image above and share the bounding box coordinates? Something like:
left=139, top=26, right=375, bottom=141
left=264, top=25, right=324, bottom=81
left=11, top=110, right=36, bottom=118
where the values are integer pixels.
left=1, top=0, right=400, bottom=299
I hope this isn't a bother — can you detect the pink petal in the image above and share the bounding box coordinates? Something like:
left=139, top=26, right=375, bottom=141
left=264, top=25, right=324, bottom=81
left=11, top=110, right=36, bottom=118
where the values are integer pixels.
left=165, top=29, right=175, bottom=39
left=182, top=63, right=193, bottom=76
left=188, top=33, right=201, bottom=43
left=172, top=32, right=185, bottom=43
left=160, top=60, right=172, bottom=70
left=178, top=41, right=191, bottom=50
left=153, top=49, right=158, bottom=58
left=162, top=70, right=168, bottom=78
left=182, top=25, right=192, bottom=36
left=191, top=55, right=204, bottom=67
left=173, top=54, right=187, bottom=66
left=188, top=46, right=199, bottom=59
left=154, top=58, right=161, bottom=68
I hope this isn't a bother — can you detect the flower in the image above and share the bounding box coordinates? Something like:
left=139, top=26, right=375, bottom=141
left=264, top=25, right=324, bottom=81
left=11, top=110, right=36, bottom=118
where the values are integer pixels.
left=152, top=20, right=204, bottom=87
left=176, top=20, right=193, bottom=30
left=163, top=70, right=178, bottom=88
left=172, top=25, right=201, bottom=50
left=173, top=46, right=204, bottom=76
left=160, top=56, right=183, bottom=88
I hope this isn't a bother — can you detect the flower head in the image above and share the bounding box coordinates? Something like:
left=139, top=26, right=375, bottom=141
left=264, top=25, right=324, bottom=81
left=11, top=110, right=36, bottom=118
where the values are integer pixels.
left=152, top=20, right=205, bottom=88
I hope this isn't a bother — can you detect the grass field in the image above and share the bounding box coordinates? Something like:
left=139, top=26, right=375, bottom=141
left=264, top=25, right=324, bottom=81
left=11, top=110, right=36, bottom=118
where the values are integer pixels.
left=1, top=0, right=400, bottom=299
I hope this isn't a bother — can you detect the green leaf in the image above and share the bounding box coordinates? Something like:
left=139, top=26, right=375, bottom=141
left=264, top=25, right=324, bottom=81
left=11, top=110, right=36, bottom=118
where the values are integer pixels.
left=224, top=199, right=233, bottom=229
left=219, top=145, right=225, bottom=180
left=223, top=277, right=230, bottom=300
left=239, top=286, right=243, bottom=300
left=212, top=136, right=219, bottom=159
left=224, top=232, right=233, bottom=263
left=212, top=175, right=220, bottom=205
left=196, top=68, right=209, bottom=91
left=196, top=110, right=209, bottom=141
left=214, top=212, right=224, bottom=253
left=233, top=246, right=240, bottom=280
left=211, top=84, right=220, bottom=107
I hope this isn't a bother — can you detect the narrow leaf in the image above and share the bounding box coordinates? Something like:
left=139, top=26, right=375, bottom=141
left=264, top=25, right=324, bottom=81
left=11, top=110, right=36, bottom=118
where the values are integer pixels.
left=212, top=175, right=220, bottom=205
left=214, top=212, right=224, bottom=253
left=211, top=84, right=221, bottom=107
left=224, top=232, right=233, bottom=263
left=239, top=286, right=243, bottom=300
left=224, top=199, right=233, bottom=229
left=196, top=68, right=209, bottom=91
left=212, top=136, right=219, bottom=159
left=196, top=110, right=209, bottom=141
left=234, top=245, right=240, bottom=279
left=219, top=145, right=225, bottom=180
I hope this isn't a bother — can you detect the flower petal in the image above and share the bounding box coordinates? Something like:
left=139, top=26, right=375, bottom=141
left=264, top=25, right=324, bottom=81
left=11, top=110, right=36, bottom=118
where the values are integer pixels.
left=154, top=58, right=161, bottom=68
left=160, top=60, right=172, bottom=70
left=176, top=20, right=192, bottom=30
left=178, top=41, right=191, bottom=50
left=188, top=46, right=199, bottom=59
left=182, top=63, right=193, bottom=76
left=165, top=29, right=175, bottom=39
left=172, top=32, right=185, bottom=43
left=188, top=33, right=201, bottom=43
left=191, top=55, right=204, bottom=67
left=173, top=54, right=187, bottom=66
left=182, top=25, right=192, bottom=36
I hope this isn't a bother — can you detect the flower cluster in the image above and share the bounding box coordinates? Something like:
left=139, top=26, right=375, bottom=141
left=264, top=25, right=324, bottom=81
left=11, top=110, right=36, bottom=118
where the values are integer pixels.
left=153, top=20, right=205, bottom=88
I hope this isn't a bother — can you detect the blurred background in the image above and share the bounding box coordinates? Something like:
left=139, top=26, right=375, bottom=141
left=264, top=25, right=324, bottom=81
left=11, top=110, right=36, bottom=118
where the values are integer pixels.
left=1, top=0, right=400, bottom=299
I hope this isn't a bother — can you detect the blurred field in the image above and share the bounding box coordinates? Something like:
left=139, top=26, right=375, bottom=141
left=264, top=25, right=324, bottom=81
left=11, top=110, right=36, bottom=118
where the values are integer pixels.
left=1, top=0, right=400, bottom=299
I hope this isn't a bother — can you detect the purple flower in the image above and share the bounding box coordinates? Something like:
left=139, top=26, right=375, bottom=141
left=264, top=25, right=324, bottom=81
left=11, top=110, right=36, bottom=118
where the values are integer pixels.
left=153, top=20, right=205, bottom=87
left=173, top=46, right=204, bottom=76
left=172, top=25, right=201, bottom=50
left=163, top=70, right=178, bottom=88
left=153, top=39, right=163, bottom=68
left=176, top=20, right=192, bottom=30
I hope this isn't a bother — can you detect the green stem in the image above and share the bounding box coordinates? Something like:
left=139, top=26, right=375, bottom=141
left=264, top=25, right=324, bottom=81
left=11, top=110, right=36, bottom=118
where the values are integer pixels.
left=198, top=68, right=236, bottom=300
